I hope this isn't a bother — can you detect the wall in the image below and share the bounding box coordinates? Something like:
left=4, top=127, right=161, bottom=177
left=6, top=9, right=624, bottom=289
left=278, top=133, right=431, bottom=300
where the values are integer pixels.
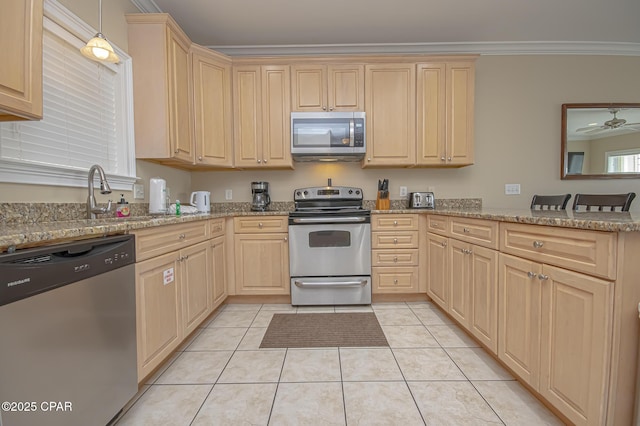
left=193, top=55, right=640, bottom=211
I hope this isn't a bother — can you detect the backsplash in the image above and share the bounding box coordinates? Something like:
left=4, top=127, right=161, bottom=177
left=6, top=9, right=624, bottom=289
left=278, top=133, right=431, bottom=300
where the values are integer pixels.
left=0, top=198, right=481, bottom=225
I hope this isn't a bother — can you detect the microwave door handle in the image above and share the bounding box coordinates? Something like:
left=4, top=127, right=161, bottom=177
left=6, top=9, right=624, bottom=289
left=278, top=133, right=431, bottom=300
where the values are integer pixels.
left=349, top=119, right=355, bottom=147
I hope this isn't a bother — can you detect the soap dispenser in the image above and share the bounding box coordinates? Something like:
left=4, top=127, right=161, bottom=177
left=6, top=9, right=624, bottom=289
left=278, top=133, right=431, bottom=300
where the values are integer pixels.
left=116, top=194, right=130, bottom=218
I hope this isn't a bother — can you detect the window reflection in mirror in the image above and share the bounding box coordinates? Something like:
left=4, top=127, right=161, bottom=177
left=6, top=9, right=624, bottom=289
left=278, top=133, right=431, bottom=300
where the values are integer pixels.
left=561, top=103, right=640, bottom=179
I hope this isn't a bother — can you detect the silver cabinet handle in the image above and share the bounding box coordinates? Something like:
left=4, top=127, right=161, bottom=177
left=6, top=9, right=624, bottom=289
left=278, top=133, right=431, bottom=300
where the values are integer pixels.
left=264, top=159, right=267, bottom=163
left=394, top=279, right=398, bottom=284
left=533, top=241, right=544, bottom=249
left=441, top=241, right=447, bottom=247
left=463, top=227, right=470, bottom=233
left=178, top=233, right=186, bottom=239
left=292, top=216, right=366, bottom=224
left=258, top=222, right=263, bottom=228
left=284, top=237, right=288, bottom=242
left=393, top=238, right=398, bottom=244
left=393, top=220, right=398, bottom=226
left=322, top=106, right=327, bottom=110
left=393, top=257, right=398, bottom=263
left=198, top=156, right=203, bottom=161
left=441, top=157, right=445, bottom=161
left=527, top=271, right=537, bottom=278
left=294, top=279, right=368, bottom=288
left=257, top=159, right=261, bottom=163
left=538, top=274, right=549, bottom=281
left=448, top=157, right=452, bottom=161
left=368, top=158, right=371, bottom=162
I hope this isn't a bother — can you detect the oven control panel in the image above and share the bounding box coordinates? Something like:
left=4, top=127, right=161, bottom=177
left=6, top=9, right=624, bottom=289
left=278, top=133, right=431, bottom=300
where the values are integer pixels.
left=294, top=186, right=363, bottom=201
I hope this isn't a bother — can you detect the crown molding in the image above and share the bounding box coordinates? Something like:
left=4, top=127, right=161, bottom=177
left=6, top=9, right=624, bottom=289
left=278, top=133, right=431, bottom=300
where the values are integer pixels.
left=205, top=41, right=640, bottom=57
left=130, top=0, right=162, bottom=13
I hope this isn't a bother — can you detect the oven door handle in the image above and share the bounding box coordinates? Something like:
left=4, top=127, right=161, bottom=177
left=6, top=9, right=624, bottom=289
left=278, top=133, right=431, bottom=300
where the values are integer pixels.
left=294, top=279, right=369, bottom=288
left=291, top=216, right=367, bottom=224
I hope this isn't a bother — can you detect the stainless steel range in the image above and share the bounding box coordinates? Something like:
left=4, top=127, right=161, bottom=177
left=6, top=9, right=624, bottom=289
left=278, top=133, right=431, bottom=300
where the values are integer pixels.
left=288, top=180, right=371, bottom=305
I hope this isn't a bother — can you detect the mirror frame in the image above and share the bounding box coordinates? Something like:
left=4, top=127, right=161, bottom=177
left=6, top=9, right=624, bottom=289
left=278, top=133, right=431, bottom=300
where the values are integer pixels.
left=561, top=103, right=640, bottom=180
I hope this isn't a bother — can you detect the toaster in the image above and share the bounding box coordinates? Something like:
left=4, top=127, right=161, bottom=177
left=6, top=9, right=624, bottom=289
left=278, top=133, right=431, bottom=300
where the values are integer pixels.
left=408, top=192, right=435, bottom=209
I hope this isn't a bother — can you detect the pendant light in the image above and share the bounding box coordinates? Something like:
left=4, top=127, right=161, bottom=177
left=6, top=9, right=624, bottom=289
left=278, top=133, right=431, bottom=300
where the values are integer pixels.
left=81, top=0, right=120, bottom=63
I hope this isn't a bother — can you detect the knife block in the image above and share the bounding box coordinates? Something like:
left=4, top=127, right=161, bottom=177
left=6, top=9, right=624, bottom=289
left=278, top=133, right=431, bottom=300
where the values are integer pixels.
left=376, top=192, right=390, bottom=210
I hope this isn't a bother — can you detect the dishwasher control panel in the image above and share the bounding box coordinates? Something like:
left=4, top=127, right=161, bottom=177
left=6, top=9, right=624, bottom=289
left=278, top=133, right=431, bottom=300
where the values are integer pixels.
left=0, top=234, right=135, bottom=307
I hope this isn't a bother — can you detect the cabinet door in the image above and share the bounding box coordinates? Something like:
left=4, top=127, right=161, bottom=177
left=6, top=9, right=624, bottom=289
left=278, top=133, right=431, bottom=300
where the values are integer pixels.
left=210, top=235, right=227, bottom=309
left=0, top=0, right=42, bottom=120
left=261, top=66, right=292, bottom=168
left=416, top=63, right=446, bottom=165
left=426, top=233, right=449, bottom=310
left=446, top=62, right=474, bottom=166
left=328, top=65, right=364, bottom=111
left=364, top=64, right=416, bottom=166
left=135, top=252, right=182, bottom=380
left=191, top=47, right=233, bottom=167
left=291, top=65, right=326, bottom=111
left=449, top=239, right=470, bottom=325
left=167, top=27, right=193, bottom=163
left=181, top=241, right=210, bottom=336
left=539, top=265, right=613, bottom=426
left=234, top=233, right=290, bottom=295
left=498, top=253, right=542, bottom=389
left=233, top=65, right=262, bottom=167
left=469, top=245, right=498, bottom=354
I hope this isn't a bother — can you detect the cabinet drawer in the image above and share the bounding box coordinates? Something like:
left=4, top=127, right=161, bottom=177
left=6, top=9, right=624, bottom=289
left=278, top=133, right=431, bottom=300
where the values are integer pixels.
left=210, top=218, right=225, bottom=238
left=426, top=215, right=450, bottom=236
left=134, top=221, right=210, bottom=261
left=372, top=249, right=419, bottom=266
left=372, top=214, right=418, bottom=231
left=234, top=216, right=288, bottom=233
left=500, top=223, right=616, bottom=280
left=372, top=267, right=419, bottom=293
left=372, top=231, right=419, bottom=249
left=450, top=217, right=499, bottom=249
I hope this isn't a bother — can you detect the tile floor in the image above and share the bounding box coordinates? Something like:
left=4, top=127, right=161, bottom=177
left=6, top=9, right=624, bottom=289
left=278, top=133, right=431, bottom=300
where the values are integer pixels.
left=114, top=302, right=565, bottom=425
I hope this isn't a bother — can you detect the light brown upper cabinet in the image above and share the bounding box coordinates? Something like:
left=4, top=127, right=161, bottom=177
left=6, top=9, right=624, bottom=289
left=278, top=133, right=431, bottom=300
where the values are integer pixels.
left=191, top=45, right=233, bottom=168
left=0, top=0, right=43, bottom=121
left=364, top=63, right=416, bottom=167
left=233, top=65, right=293, bottom=169
left=291, top=64, right=364, bottom=112
left=417, top=61, right=475, bottom=166
left=127, top=14, right=194, bottom=165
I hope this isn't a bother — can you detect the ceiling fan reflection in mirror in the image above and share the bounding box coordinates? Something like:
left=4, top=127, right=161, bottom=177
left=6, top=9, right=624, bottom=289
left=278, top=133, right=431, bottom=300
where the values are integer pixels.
left=575, top=108, right=640, bottom=134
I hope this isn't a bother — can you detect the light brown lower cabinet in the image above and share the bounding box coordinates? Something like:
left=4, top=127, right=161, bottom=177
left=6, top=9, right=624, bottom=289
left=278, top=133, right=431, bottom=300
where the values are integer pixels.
left=426, top=232, right=449, bottom=308
left=499, top=253, right=613, bottom=426
left=181, top=241, right=211, bottom=336
left=210, top=234, right=227, bottom=308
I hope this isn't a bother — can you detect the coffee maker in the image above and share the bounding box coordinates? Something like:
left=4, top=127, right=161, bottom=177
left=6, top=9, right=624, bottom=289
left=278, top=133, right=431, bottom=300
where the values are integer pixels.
left=251, top=181, right=271, bottom=211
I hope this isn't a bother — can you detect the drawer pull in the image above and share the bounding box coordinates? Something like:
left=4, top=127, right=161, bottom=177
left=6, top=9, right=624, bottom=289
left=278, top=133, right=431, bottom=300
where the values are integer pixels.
left=432, top=223, right=439, bottom=228
left=533, top=240, right=544, bottom=249
left=393, top=238, right=398, bottom=244
left=393, top=220, right=398, bottom=226
left=527, top=271, right=537, bottom=278
left=393, top=257, right=398, bottom=263
left=258, top=222, right=263, bottom=228
left=178, top=233, right=186, bottom=239
left=284, top=237, right=288, bottom=242
left=394, top=279, right=398, bottom=284
left=463, top=227, right=470, bottom=233
left=538, top=274, right=549, bottom=281
left=441, top=241, right=447, bottom=247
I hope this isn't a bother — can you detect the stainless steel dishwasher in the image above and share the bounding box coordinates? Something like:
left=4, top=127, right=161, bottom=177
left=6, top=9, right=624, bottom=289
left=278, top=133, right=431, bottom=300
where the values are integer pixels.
left=0, top=234, right=137, bottom=426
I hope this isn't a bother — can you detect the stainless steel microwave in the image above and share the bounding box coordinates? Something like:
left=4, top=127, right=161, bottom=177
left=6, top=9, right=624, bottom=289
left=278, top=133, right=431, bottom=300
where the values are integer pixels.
left=291, top=112, right=366, bottom=162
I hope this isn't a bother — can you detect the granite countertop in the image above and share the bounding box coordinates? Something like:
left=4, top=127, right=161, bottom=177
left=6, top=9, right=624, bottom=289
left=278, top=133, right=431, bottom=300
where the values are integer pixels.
left=2, top=207, right=640, bottom=252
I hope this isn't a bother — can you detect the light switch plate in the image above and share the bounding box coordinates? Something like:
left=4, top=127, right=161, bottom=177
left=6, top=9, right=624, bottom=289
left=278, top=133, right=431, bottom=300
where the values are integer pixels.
left=133, top=183, right=144, bottom=199
left=399, top=186, right=408, bottom=197
left=225, top=189, right=233, bottom=200
left=505, top=183, right=521, bottom=195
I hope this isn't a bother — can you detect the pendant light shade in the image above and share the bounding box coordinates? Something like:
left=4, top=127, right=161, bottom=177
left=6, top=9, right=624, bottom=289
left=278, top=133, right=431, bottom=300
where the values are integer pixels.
left=81, top=0, right=120, bottom=64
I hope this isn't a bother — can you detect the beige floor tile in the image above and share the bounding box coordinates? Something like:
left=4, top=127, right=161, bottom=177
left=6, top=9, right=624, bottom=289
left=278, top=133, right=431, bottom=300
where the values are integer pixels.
left=223, top=303, right=263, bottom=311
left=269, top=382, right=346, bottom=425
left=372, top=302, right=410, bottom=310
left=382, top=325, right=440, bottom=348
left=446, top=348, right=514, bottom=381
left=473, top=380, right=564, bottom=425
left=340, top=348, right=403, bottom=381
left=407, top=300, right=438, bottom=309
left=186, top=327, right=247, bottom=351
left=115, top=384, right=211, bottom=425
left=217, top=350, right=286, bottom=383
left=412, top=306, right=455, bottom=326
left=155, top=351, right=233, bottom=384
left=409, top=381, right=503, bottom=425
left=260, top=303, right=296, bottom=311
left=237, top=327, right=269, bottom=350
left=394, top=348, right=466, bottom=381
left=280, top=349, right=341, bottom=382
left=176, top=327, right=204, bottom=351
left=374, top=308, right=422, bottom=326
left=192, top=383, right=277, bottom=425
left=251, top=310, right=295, bottom=327
left=208, top=310, right=258, bottom=327
left=343, top=381, right=424, bottom=425
left=427, top=324, right=481, bottom=348
left=143, top=352, right=180, bottom=385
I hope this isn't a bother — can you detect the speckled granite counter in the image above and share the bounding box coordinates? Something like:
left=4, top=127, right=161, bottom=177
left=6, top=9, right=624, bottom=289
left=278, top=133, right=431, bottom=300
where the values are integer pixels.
left=3, top=206, right=640, bottom=253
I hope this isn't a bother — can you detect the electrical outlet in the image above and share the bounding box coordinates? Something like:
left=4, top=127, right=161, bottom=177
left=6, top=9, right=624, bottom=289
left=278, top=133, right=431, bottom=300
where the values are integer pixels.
left=399, top=186, right=408, bottom=197
left=505, top=184, right=521, bottom=195
left=133, top=183, right=144, bottom=199
left=225, top=189, right=233, bottom=200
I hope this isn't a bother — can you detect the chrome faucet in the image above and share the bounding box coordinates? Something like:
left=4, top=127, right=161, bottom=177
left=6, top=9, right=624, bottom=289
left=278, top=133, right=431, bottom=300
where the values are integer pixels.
left=87, top=164, right=112, bottom=219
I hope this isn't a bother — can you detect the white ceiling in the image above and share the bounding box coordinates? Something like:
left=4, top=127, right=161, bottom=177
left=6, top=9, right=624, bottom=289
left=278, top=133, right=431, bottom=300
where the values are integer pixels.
left=132, top=0, right=640, bottom=56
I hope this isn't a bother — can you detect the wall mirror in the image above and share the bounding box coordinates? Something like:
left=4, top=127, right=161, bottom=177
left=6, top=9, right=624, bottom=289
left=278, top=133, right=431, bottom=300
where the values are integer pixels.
left=561, top=103, right=640, bottom=179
